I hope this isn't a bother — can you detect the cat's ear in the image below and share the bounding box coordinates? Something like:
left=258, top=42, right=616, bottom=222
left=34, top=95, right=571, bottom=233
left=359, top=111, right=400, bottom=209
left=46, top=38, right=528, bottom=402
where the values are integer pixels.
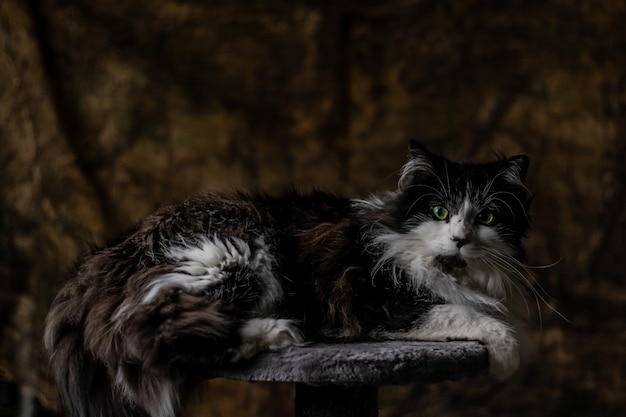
left=500, top=154, right=530, bottom=186
left=399, top=140, right=436, bottom=189
left=408, top=139, right=430, bottom=159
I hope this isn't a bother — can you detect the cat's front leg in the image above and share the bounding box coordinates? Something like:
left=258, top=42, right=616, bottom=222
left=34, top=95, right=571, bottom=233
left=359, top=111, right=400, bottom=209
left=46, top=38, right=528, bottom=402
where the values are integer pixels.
left=383, top=304, right=520, bottom=380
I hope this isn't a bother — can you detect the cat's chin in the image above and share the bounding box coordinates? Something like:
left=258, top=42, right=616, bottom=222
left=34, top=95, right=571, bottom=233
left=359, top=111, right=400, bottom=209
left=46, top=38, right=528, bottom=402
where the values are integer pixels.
left=435, top=254, right=467, bottom=271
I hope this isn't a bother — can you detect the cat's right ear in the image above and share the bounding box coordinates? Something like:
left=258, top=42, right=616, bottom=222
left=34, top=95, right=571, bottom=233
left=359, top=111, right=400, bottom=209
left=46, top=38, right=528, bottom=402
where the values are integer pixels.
left=399, top=140, right=436, bottom=189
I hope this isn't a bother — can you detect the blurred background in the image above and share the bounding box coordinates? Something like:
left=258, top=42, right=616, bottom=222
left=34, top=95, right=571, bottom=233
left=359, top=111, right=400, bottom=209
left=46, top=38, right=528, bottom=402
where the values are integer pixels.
left=1, top=1, right=625, bottom=416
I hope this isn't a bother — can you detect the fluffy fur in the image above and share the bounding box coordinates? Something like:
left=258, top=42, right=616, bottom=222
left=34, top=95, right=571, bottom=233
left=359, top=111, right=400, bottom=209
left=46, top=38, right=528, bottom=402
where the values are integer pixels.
left=44, top=141, right=533, bottom=417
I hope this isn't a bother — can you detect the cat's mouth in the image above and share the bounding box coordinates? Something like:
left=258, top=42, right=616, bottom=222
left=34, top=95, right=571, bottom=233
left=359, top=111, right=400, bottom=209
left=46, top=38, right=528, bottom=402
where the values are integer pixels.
left=435, top=254, right=467, bottom=271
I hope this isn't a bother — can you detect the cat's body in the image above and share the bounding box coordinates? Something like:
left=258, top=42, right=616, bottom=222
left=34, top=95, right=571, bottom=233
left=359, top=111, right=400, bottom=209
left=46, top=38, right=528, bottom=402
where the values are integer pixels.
left=45, top=142, right=532, bottom=417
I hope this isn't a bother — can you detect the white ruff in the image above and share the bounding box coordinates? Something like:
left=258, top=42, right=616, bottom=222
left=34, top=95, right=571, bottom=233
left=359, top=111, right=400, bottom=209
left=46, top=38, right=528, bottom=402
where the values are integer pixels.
left=141, top=236, right=282, bottom=313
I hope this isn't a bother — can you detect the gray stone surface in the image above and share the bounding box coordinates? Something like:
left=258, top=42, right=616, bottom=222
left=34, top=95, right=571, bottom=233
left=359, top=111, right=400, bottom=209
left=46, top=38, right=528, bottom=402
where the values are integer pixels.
left=207, top=340, right=489, bottom=386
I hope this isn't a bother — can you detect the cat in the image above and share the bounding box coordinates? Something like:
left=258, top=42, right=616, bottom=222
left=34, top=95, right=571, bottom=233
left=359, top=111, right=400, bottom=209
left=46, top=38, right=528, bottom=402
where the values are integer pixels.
left=44, top=140, right=533, bottom=417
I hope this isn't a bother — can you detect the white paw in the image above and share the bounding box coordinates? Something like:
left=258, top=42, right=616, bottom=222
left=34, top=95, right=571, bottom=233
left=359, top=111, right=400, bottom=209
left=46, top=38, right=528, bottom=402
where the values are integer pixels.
left=463, top=311, right=520, bottom=380
left=483, top=329, right=520, bottom=380
left=232, top=318, right=305, bottom=361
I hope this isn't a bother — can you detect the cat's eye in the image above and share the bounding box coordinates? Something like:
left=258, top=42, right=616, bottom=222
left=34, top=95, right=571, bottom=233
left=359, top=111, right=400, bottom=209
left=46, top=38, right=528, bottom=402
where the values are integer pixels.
left=431, top=205, right=449, bottom=221
left=477, top=210, right=495, bottom=225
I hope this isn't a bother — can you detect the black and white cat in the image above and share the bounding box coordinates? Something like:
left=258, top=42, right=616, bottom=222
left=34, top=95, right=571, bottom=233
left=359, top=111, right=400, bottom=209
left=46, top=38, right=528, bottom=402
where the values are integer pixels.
left=44, top=141, right=533, bottom=417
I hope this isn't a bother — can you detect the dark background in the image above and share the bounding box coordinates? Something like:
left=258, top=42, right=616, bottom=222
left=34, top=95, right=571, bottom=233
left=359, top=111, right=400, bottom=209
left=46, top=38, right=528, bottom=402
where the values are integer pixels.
left=1, top=1, right=625, bottom=416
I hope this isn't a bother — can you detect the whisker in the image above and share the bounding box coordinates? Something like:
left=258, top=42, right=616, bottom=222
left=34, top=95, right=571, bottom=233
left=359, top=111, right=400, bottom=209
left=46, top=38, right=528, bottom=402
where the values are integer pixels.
left=401, top=183, right=445, bottom=200
left=480, top=254, right=540, bottom=324
left=489, top=196, right=518, bottom=223
left=524, top=258, right=562, bottom=270
left=405, top=193, right=440, bottom=216
left=478, top=256, right=534, bottom=321
left=487, top=191, right=530, bottom=222
left=486, top=251, right=569, bottom=324
left=444, top=161, right=451, bottom=193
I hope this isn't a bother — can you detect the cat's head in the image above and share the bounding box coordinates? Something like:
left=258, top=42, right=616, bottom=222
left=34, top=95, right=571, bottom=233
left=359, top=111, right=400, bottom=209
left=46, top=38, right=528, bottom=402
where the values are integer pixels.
left=370, top=140, right=532, bottom=304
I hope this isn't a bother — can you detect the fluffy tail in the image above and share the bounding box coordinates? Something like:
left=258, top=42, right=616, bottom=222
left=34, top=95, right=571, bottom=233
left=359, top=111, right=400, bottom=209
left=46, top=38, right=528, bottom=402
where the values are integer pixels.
left=44, top=340, right=137, bottom=417
left=44, top=285, right=239, bottom=417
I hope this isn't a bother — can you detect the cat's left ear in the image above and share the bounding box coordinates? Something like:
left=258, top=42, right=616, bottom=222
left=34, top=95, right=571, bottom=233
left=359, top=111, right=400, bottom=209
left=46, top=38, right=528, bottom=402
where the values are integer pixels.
left=500, top=154, right=530, bottom=186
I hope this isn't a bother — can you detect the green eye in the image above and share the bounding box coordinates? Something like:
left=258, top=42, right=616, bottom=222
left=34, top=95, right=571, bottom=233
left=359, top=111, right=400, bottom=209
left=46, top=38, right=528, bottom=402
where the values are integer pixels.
left=477, top=210, right=494, bottom=225
left=431, top=205, right=449, bottom=221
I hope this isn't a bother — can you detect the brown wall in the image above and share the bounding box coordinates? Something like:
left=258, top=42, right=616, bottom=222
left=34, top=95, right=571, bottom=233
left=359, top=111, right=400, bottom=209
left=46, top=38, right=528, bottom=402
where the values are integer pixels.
left=1, top=1, right=625, bottom=416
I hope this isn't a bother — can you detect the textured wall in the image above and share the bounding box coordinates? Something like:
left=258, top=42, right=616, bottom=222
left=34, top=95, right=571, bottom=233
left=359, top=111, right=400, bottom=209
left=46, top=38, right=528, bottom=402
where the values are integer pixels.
left=1, top=1, right=625, bottom=416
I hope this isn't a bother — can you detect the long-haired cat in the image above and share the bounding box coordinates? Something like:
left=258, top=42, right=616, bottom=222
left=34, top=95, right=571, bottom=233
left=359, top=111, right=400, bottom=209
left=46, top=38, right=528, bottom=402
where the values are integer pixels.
left=44, top=141, right=532, bottom=417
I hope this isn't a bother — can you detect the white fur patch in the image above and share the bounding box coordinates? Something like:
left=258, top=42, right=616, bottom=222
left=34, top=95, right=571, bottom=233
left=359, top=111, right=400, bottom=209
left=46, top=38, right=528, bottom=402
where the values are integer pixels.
left=369, top=198, right=522, bottom=312
left=232, top=318, right=305, bottom=361
left=141, top=236, right=283, bottom=313
left=381, top=304, right=520, bottom=380
left=353, top=191, right=398, bottom=213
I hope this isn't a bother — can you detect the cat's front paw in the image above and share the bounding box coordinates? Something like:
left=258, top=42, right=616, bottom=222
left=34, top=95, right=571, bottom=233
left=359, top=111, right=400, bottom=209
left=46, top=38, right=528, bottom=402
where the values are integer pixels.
left=231, top=318, right=305, bottom=361
left=484, top=331, right=520, bottom=380
left=463, top=309, right=520, bottom=380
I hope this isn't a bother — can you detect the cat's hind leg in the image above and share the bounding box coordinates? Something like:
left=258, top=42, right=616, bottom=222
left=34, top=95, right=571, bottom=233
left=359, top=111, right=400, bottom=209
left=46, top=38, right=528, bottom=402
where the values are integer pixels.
left=161, top=236, right=306, bottom=359
left=142, top=235, right=284, bottom=314
left=108, top=235, right=294, bottom=415
left=136, top=235, right=307, bottom=361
